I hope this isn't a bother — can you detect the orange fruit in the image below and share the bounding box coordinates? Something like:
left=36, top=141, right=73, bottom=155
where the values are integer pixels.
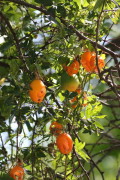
left=97, top=56, right=105, bottom=71
left=56, top=133, right=73, bottom=154
left=89, top=55, right=105, bottom=72
left=9, top=165, right=24, bottom=180
left=61, top=72, right=79, bottom=92
left=81, top=51, right=93, bottom=72
left=29, top=79, right=46, bottom=103
left=66, top=60, right=80, bottom=76
left=50, top=121, right=63, bottom=136
left=81, top=51, right=92, bottom=61
left=75, top=88, right=81, bottom=94
left=81, top=51, right=105, bottom=73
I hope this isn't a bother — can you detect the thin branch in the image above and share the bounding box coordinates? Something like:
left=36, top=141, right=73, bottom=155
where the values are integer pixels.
left=94, top=0, right=106, bottom=75
left=73, top=146, right=90, bottom=180
left=0, top=134, right=8, bottom=171
left=0, top=12, right=30, bottom=74
left=102, top=23, right=114, bottom=46
left=19, top=24, right=51, bottom=42
left=1, top=0, right=120, bottom=58
left=1, top=0, right=48, bottom=15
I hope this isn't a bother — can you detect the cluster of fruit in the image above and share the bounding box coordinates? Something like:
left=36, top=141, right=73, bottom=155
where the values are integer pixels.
left=50, top=122, right=73, bottom=154
left=29, top=80, right=73, bottom=156
left=9, top=51, right=104, bottom=179
left=61, top=51, right=105, bottom=108
left=9, top=160, right=24, bottom=180
left=63, top=51, right=105, bottom=75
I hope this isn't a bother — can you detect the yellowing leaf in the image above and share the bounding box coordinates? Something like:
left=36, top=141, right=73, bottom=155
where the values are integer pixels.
left=0, top=78, right=6, bottom=85
left=58, top=93, right=65, bottom=101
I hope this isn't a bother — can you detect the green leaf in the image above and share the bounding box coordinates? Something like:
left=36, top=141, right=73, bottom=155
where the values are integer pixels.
left=94, top=121, right=104, bottom=130
left=75, top=139, right=90, bottom=161
left=96, top=115, right=107, bottom=119
left=93, top=0, right=105, bottom=10
left=77, top=150, right=90, bottom=161
left=36, top=150, right=46, bottom=157
left=75, top=138, right=85, bottom=150
left=73, top=0, right=81, bottom=8
left=85, top=104, right=93, bottom=119
left=57, top=6, right=66, bottom=17
left=0, top=66, right=10, bottom=78
left=34, top=0, right=53, bottom=6
left=0, top=173, right=14, bottom=180
left=25, top=120, right=33, bottom=131
left=58, top=56, right=70, bottom=65
left=58, top=93, right=65, bottom=101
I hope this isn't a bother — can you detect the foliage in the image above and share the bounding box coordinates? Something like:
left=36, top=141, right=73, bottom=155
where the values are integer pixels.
left=0, top=0, right=120, bottom=179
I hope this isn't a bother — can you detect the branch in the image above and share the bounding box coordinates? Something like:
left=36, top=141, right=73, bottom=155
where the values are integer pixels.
left=1, top=0, right=120, bottom=58
left=1, top=0, right=48, bottom=15
left=94, top=0, right=106, bottom=77
left=73, top=146, right=90, bottom=180
left=19, top=24, right=51, bottom=42
left=60, top=18, right=120, bottom=58
left=0, top=12, right=30, bottom=74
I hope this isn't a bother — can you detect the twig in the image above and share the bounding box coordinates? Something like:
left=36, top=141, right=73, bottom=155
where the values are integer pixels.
left=73, top=146, right=90, bottom=180
left=0, top=134, right=8, bottom=171
left=102, top=23, right=114, bottom=46
left=1, top=0, right=120, bottom=58
left=31, top=111, right=39, bottom=179
left=0, top=12, right=30, bottom=74
left=94, top=0, right=106, bottom=76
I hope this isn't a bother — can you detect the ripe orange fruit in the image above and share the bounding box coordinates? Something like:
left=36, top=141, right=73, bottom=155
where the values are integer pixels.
left=50, top=121, right=63, bottom=136
left=89, top=55, right=105, bottom=72
left=9, top=165, right=24, bottom=180
left=56, top=133, right=73, bottom=154
left=81, top=51, right=93, bottom=72
left=81, top=51, right=92, bottom=61
left=96, top=56, right=105, bottom=71
left=61, top=72, right=79, bottom=92
left=66, top=60, right=80, bottom=76
left=29, top=79, right=46, bottom=103
left=81, top=51, right=105, bottom=73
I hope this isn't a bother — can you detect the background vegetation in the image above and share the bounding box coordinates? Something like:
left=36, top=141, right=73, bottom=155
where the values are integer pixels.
left=0, top=0, right=120, bottom=179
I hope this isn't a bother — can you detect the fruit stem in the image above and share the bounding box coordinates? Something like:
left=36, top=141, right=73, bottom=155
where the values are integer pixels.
left=34, top=71, right=40, bottom=80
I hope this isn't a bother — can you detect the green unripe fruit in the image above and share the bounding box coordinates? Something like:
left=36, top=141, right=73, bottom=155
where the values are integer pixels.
left=61, top=72, right=79, bottom=92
